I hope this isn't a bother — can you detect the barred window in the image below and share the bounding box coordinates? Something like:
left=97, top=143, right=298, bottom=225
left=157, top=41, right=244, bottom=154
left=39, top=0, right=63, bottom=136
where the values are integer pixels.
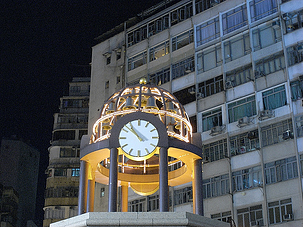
left=195, top=0, right=226, bottom=14
left=54, top=168, right=67, bottom=177
left=45, top=187, right=78, bottom=198
left=283, top=9, right=303, bottom=34
left=224, top=33, right=251, bottom=63
left=211, top=211, right=232, bottom=223
left=202, top=108, right=222, bottom=132
left=127, top=25, right=148, bottom=47
left=197, top=45, right=222, bottom=73
left=203, top=139, right=228, bottom=162
left=252, top=21, right=281, bottom=51
left=261, top=119, right=293, bottom=147
left=128, top=51, right=147, bottom=71
left=264, top=156, right=298, bottom=184
left=226, top=65, right=253, bottom=88
left=128, top=198, right=146, bottom=212
left=149, top=67, right=170, bottom=86
left=237, top=205, right=263, bottom=227
left=300, top=154, right=303, bottom=176
left=287, top=42, right=303, bottom=66
left=255, top=52, right=285, bottom=78
left=148, top=14, right=169, bottom=37
left=170, top=2, right=193, bottom=26
left=232, top=166, right=263, bottom=191
left=71, top=168, right=80, bottom=177
left=172, top=29, right=193, bottom=51
left=198, top=75, right=224, bottom=98
left=148, top=194, right=159, bottom=211
left=228, top=96, right=256, bottom=123
left=174, top=187, right=192, bottom=205
left=60, top=147, right=78, bottom=158
left=262, top=85, right=287, bottom=110
left=290, top=79, right=303, bottom=101
left=172, top=56, right=195, bottom=80
left=296, top=115, right=303, bottom=137
left=196, top=17, right=220, bottom=47
left=230, top=130, right=259, bottom=156
left=249, top=0, right=277, bottom=22
left=149, top=41, right=169, bottom=62
left=203, top=174, right=229, bottom=199
left=268, top=198, right=292, bottom=224
left=222, top=5, right=248, bottom=35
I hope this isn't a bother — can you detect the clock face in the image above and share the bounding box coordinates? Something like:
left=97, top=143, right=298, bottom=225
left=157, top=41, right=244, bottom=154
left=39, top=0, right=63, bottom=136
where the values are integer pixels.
left=119, top=119, right=159, bottom=161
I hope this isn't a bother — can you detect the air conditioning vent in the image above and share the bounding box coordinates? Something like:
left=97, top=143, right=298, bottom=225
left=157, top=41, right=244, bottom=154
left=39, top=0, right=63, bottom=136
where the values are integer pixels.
left=282, top=130, right=294, bottom=140
left=258, top=110, right=274, bottom=120
left=197, top=93, right=205, bottom=99
left=210, top=126, right=223, bottom=136
left=283, top=213, right=294, bottom=221
left=237, top=116, right=250, bottom=127
left=188, top=87, right=196, bottom=94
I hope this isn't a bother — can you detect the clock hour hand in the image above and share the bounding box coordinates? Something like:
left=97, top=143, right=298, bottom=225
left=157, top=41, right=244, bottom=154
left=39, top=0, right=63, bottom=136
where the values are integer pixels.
left=126, top=124, right=143, bottom=142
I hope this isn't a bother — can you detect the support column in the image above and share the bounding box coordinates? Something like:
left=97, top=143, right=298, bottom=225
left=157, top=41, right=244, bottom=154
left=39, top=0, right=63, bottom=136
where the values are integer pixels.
left=193, top=159, right=203, bottom=216
left=86, top=178, right=95, bottom=212
left=159, top=147, right=169, bottom=212
left=121, top=183, right=128, bottom=212
left=108, top=147, right=118, bottom=212
left=78, top=160, right=89, bottom=215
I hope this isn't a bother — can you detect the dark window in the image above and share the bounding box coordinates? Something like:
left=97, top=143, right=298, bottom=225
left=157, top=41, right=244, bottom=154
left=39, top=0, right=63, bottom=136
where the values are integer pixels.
left=53, top=130, right=75, bottom=141
left=173, top=86, right=196, bottom=105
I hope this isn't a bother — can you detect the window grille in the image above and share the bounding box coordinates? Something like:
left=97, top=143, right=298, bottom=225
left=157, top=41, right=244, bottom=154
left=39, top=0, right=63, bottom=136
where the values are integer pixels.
left=222, top=5, right=248, bottom=35
left=203, top=174, right=229, bottom=199
left=232, top=166, right=262, bottom=191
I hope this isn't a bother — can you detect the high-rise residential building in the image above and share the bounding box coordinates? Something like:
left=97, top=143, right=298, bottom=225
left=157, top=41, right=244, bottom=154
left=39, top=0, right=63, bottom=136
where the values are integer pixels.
left=43, top=77, right=90, bottom=227
left=0, top=137, right=40, bottom=227
left=0, top=183, right=19, bottom=227
left=85, top=0, right=303, bottom=226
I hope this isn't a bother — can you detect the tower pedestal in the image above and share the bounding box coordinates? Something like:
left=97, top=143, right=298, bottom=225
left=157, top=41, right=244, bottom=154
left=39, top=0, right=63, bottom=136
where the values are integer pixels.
left=50, top=212, right=229, bottom=227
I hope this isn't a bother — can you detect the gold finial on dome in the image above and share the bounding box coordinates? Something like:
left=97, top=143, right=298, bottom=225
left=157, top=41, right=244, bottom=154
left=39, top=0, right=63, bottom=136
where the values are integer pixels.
left=139, top=77, right=147, bottom=85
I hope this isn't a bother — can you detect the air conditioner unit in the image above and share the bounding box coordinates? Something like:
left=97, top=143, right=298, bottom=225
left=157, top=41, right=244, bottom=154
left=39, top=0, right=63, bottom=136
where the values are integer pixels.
left=259, top=109, right=274, bottom=120
left=255, top=71, right=265, bottom=78
left=225, top=81, right=233, bottom=89
left=250, top=219, right=264, bottom=226
left=272, top=21, right=280, bottom=29
left=247, top=131, right=258, bottom=139
left=297, top=44, right=303, bottom=53
left=238, top=116, right=250, bottom=127
left=283, top=213, right=294, bottom=221
left=282, top=130, right=294, bottom=140
left=210, top=126, right=223, bottom=136
left=197, top=93, right=205, bottom=98
left=188, top=87, right=196, bottom=94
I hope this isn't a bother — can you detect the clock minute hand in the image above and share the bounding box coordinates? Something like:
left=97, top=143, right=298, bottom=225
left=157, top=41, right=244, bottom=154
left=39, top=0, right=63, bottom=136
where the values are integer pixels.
left=126, top=124, right=143, bottom=142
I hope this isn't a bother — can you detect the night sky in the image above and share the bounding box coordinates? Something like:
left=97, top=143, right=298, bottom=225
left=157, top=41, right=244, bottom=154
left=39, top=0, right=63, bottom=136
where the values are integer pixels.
left=0, top=0, right=163, bottom=225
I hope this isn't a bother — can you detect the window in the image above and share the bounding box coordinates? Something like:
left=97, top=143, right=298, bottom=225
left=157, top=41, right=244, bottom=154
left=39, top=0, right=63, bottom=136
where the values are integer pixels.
left=264, top=156, right=298, bottom=184
left=128, top=51, right=147, bottom=71
left=71, top=168, right=80, bottom=177
left=203, top=139, right=228, bottom=162
left=224, top=33, right=251, bottom=62
left=228, top=96, right=256, bottom=123
left=70, top=86, right=81, bottom=94
left=148, top=14, right=169, bottom=37
left=54, top=168, right=67, bottom=177
left=174, top=187, right=192, bottom=205
left=53, top=130, right=75, bottom=141
left=149, top=41, right=169, bottom=62
left=222, top=5, right=248, bottom=35
left=300, top=154, right=303, bottom=176
left=211, top=211, right=232, bottom=223
left=116, top=51, right=121, bottom=60
left=127, top=25, right=148, bottom=47
left=79, top=130, right=88, bottom=140
left=60, top=147, right=77, bottom=158
left=232, top=166, right=262, bottom=191
left=250, top=0, right=278, bottom=22
left=290, top=79, right=303, bottom=100
left=128, top=198, right=146, bottom=212
left=44, top=207, right=65, bottom=219
left=268, top=198, right=292, bottom=224
left=283, top=9, right=303, bottom=33
left=149, top=67, right=170, bottom=86
left=226, top=65, right=253, bottom=88
left=202, top=108, right=222, bottom=132
left=261, top=119, right=293, bottom=147
left=287, top=42, right=303, bottom=66
left=262, top=85, right=287, bottom=110
left=296, top=115, right=303, bottom=137
left=230, top=130, right=260, bottom=156
left=255, top=52, right=285, bottom=77
left=170, top=2, right=193, bottom=26
left=172, top=29, right=193, bottom=51
left=195, top=0, right=226, bottom=14
left=62, top=99, right=88, bottom=108
left=172, top=56, right=195, bottom=79
left=106, top=56, right=111, bottom=65
left=252, top=22, right=282, bottom=51
left=116, top=76, right=121, bottom=84
left=45, top=187, right=78, bottom=198
left=148, top=194, right=159, bottom=211
left=203, top=174, right=229, bottom=199
left=196, top=17, right=220, bottom=47
left=100, top=188, right=105, bottom=197
left=237, top=205, right=263, bottom=227
left=173, top=86, right=196, bottom=105
left=198, top=75, right=224, bottom=98
left=197, top=45, right=222, bottom=73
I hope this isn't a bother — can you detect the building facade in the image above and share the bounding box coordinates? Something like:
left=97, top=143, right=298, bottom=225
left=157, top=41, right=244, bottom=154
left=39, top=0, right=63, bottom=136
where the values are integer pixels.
left=0, top=138, right=40, bottom=227
left=87, top=0, right=303, bottom=226
left=0, top=184, right=19, bottom=227
left=43, top=77, right=90, bottom=227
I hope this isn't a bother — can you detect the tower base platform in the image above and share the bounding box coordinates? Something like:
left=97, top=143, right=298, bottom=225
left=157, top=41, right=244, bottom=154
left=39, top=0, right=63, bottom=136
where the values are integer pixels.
left=50, top=212, right=229, bottom=227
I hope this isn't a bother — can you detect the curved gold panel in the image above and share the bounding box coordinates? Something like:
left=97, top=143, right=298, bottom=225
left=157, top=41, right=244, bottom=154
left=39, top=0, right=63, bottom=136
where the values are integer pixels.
left=130, top=183, right=159, bottom=196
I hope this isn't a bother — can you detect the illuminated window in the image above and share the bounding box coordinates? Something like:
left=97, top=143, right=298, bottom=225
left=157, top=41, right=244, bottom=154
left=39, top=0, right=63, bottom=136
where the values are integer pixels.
left=149, top=41, right=169, bottom=62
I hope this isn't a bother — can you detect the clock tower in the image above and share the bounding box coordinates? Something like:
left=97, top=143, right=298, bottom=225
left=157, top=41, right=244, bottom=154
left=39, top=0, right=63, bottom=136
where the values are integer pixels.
left=78, top=79, right=203, bottom=214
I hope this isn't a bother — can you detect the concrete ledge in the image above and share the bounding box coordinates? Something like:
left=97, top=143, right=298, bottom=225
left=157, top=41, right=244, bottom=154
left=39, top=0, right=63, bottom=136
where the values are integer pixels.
left=50, top=212, right=230, bottom=227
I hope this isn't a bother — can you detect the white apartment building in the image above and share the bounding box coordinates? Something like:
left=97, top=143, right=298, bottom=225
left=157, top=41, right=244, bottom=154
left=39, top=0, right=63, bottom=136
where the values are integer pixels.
left=87, top=0, right=303, bottom=226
